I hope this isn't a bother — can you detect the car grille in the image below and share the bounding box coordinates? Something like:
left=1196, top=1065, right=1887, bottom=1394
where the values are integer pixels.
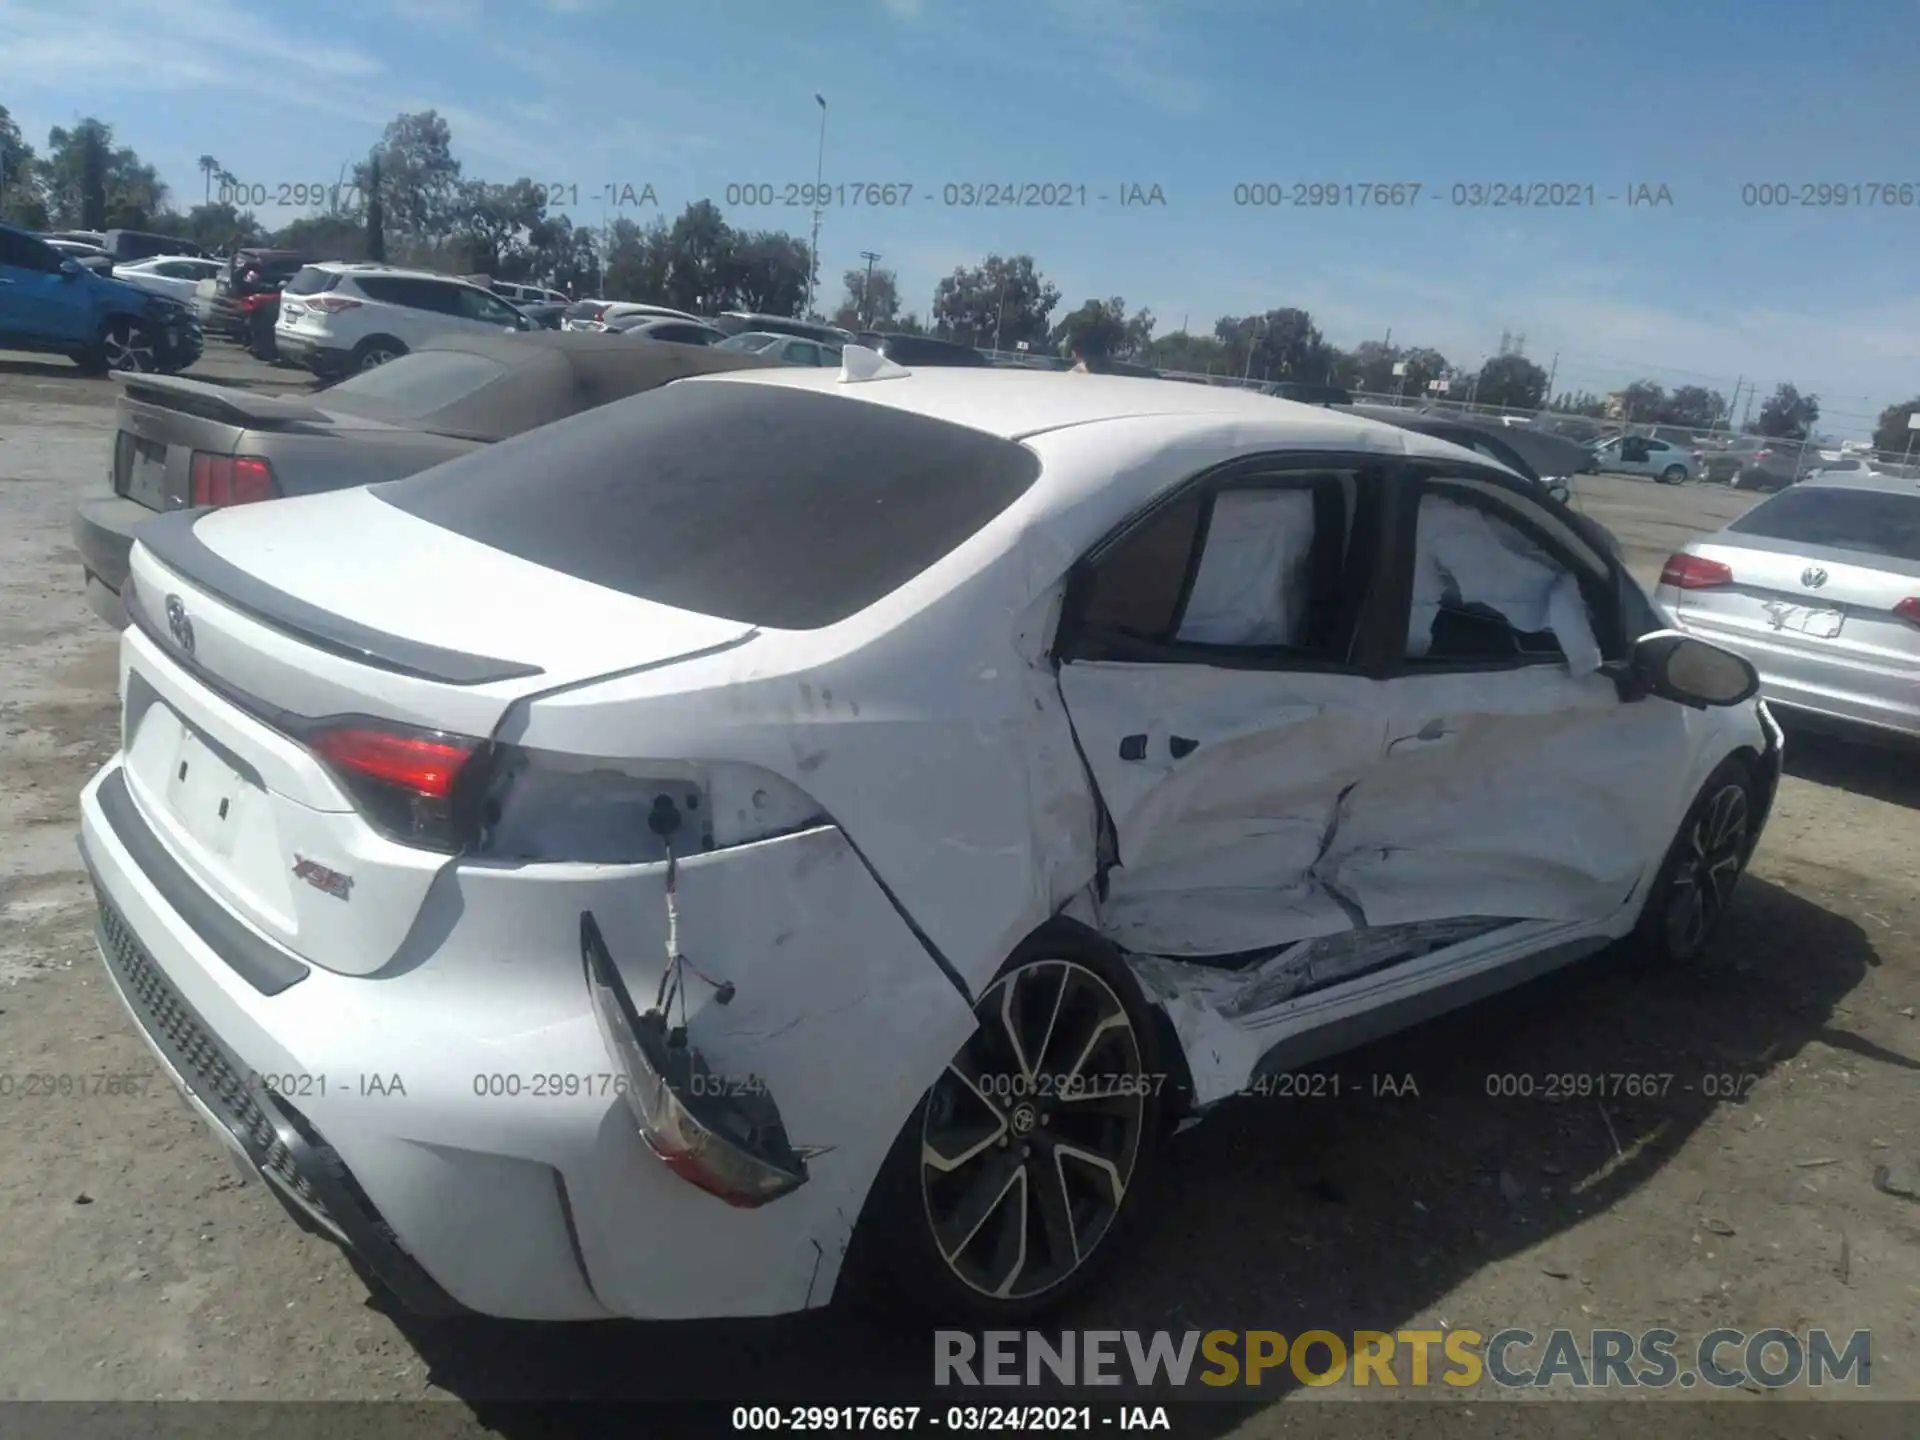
left=96, top=898, right=331, bottom=1222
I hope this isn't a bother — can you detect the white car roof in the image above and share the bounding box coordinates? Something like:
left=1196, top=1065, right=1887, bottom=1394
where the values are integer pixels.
left=691, top=363, right=1487, bottom=452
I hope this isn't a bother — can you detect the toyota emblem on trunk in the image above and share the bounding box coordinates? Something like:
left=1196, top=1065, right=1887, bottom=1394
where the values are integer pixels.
left=1801, top=567, right=1828, bottom=589
left=164, top=594, right=195, bottom=655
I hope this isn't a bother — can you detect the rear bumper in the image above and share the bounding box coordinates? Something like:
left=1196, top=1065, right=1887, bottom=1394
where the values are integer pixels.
left=273, top=332, right=349, bottom=374
left=72, top=495, right=149, bottom=626
left=1670, top=618, right=1920, bottom=742
left=76, top=756, right=973, bottom=1321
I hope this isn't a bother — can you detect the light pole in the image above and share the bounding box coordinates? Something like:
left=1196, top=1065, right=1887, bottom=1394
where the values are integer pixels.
left=859, top=249, right=881, bottom=327
left=804, top=94, right=826, bottom=317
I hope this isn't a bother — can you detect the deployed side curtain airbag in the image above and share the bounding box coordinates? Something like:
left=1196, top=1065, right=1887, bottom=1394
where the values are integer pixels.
left=1175, top=489, right=1316, bottom=647
left=1406, top=494, right=1602, bottom=674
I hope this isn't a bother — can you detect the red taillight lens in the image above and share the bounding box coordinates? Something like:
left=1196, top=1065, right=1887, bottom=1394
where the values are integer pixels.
left=311, top=726, right=476, bottom=798
left=1894, top=597, right=1920, bottom=627
left=1660, top=553, right=1734, bottom=590
left=189, top=452, right=277, bottom=506
left=308, top=723, right=484, bottom=850
left=305, top=295, right=362, bottom=313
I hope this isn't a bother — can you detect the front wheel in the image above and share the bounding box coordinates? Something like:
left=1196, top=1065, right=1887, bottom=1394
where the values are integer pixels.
left=859, top=930, right=1166, bottom=1321
left=1661, top=465, right=1688, bottom=485
left=1634, top=757, right=1758, bottom=968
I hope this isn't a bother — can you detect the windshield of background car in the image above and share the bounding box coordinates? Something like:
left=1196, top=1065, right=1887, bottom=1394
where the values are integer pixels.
left=317, top=350, right=512, bottom=423
left=717, top=333, right=781, bottom=352
left=1727, top=486, right=1920, bottom=563
left=372, top=380, right=1043, bottom=628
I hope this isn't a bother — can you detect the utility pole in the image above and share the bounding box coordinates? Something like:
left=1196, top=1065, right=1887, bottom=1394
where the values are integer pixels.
left=1740, top=383, right=1756, bottom=430
left=858, top=249, right=880, bottom=327
left=1724, top=376, right=1744, bottom=432
left=1545, top=352, right=1558, bottom=401
left=991, top=273, right=1009, bottom=354
left=804, top=94, right=827, bottom=317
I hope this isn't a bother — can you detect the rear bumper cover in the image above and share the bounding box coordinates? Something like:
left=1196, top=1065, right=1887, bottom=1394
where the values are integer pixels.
left=84, top=871, right=470, bottom=1317
left=72, top=494, right=149, bottom=623
left=273, top=332, right=350, bottom=373
left=76, top=757, right=975, bottom=1321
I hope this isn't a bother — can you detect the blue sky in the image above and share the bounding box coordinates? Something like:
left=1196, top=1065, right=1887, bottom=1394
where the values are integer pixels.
left=4, top=0, right=1915, bottom=437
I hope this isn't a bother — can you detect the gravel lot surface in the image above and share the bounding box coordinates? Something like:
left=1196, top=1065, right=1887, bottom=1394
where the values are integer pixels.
left=0, top=347, right=1914, bottom=1437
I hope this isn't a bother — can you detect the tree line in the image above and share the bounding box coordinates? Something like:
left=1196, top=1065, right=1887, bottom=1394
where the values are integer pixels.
left=4, top=103, right=1909, bottom=447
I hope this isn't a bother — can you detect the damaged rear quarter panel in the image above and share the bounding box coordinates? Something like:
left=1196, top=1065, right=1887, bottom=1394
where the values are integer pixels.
left=579, top=824, right=979, bottom=1316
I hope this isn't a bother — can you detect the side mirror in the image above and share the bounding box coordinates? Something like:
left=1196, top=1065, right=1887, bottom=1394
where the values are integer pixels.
left=1618, top=630, right=1759, bottom=709
left=1545, top=481, right=1572, bottom=504
left=59, top=258, right=83, bottom=278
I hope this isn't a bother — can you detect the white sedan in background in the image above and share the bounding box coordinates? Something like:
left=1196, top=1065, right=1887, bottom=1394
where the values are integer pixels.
left=79, top=355, right=1780, bottom=1325
left=110, top=255, right=226, bottom=303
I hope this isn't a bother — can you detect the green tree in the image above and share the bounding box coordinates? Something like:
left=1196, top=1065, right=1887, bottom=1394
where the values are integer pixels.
left=1615, top=380, right=1667, bottom=421
left=446, top=177, right=550, bottom=278
left=0, top=105, right=48, bottom=228
left=1214, top=308, right=1331, bottom=382
left=932, top=254, right=1061, bottom=348
left=1051, top=296, right=1155, bottom=360
left=1144, top=330, right=1229, bottom=374
left=37, top=118, right=167, bottom=229
left=364, top=152, right=385, bottom=263
left=1550, top=390, right=1608, bottom=418
left=728, top=229, right=812, bottom=316
left=351, top=111, right=463, bottom=253
left=1871, top=397, right=1920, bottom=458
left=1471, top=353, right=1551, bottom=410
left=603, top=216, right=671, bottom=302
left=1654, top=384, right=1728, bottom=429
left=197, top=154, right=220, bottom=206
left=1753, top=382, right=1818, bottom=440
left=273, top=213, right=370, bottom=261
left=833, top=265, right=900, bottom=330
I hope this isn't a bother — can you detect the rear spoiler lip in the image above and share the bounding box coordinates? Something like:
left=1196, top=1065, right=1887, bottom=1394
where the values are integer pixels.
left=117, top=373, right=335, bottom=430
left=130, top=508, right=546, bottom=687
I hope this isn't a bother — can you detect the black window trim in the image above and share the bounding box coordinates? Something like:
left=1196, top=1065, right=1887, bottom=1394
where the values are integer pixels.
left=1372, top=460, right=1631, bottom=680
left=1053, top=450, right=1393, bottom=676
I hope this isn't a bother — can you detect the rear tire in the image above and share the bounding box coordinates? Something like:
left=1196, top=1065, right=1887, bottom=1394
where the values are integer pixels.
left=855, top=925, right=1167, bottom=1322
left=1633, top=757, right=1758, bottom=969
left=350, top=336, right=407, bottom=373
left=1661, top=464, right=1688, bottom=485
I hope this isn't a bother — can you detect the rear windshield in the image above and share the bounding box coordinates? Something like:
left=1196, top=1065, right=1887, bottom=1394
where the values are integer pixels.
left=373, top=380, right=1043, bottom=628
left=1728, top=486, right=1920, bottom=563
left=318, top=350, right=510, bottom=423
left=284, top=266, right=341, bottom=296
left=564, top=301, right=607, bottom=321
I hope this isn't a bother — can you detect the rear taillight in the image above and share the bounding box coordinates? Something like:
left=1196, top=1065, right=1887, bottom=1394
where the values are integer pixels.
left=304, top=295, right=362, bottom=313
left=1660, top=553, right=1734, bottom=590
left=1894, top=598, right=1920, bottom=627
left=189, top=452, right=277, bottom=506
left=308, top=722, right=484, bottom=851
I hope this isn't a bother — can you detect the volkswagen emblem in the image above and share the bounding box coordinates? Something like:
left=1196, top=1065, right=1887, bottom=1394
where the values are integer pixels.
left=1801, top=566, right=1828, bottom=589
left=164, top=594, right=195, bottom=655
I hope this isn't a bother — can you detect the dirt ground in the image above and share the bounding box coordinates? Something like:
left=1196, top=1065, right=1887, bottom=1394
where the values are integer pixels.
left=0, top=346, right=1914, bottom=1436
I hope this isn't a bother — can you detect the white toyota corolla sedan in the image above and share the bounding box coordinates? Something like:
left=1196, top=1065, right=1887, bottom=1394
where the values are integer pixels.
left=79, top=351, right=1782, bottom=1324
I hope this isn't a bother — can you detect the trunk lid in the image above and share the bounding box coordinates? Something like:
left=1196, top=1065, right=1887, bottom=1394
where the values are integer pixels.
left=1675, top=535, right=1920, bottom=672
left=119, top=488, right=758, bottom=976
left=112, top=376, right=430, bottom=513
